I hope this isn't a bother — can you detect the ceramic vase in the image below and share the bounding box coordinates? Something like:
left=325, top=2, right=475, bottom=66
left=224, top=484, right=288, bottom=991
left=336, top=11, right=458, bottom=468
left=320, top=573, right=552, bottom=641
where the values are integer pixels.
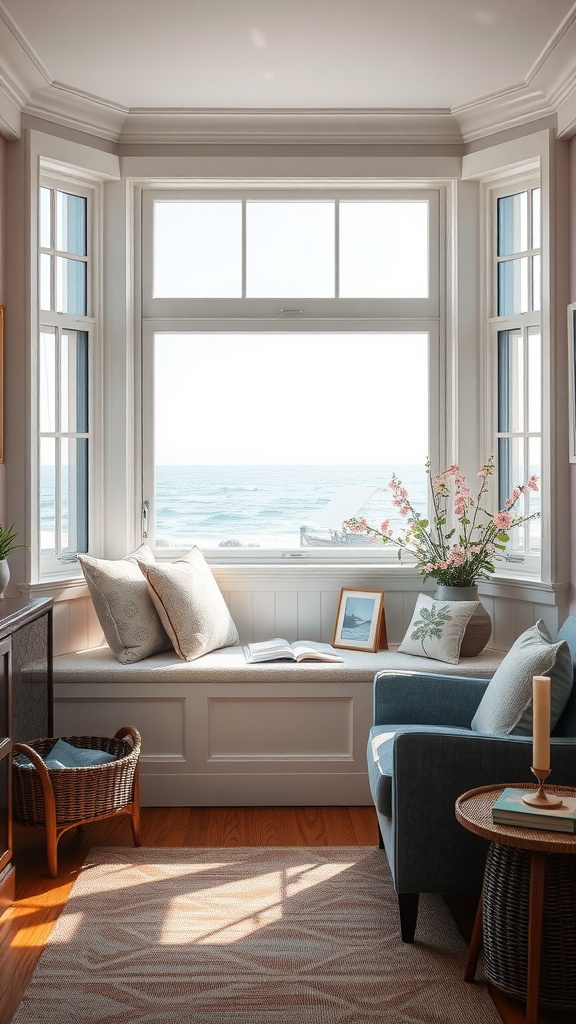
left=434, top=584, right=491, bottom=657
left=0, top=559, right=9, bottom=598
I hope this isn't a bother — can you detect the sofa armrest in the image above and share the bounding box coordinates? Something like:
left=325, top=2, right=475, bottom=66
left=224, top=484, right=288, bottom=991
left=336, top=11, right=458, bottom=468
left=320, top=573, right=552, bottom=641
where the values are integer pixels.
left=388, top=730, right=576, bottom=894
left=373, top=671, right=489, bottom=728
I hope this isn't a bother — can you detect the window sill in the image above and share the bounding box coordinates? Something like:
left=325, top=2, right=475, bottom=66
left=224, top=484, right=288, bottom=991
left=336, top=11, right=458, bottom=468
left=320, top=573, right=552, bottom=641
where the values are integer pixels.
left=20, top=562, right=562, bottom=605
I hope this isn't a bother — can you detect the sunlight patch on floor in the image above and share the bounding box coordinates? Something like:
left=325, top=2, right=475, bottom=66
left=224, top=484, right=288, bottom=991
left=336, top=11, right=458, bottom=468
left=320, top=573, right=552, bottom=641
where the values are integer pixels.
left=160, top=861, right=356, bottom=944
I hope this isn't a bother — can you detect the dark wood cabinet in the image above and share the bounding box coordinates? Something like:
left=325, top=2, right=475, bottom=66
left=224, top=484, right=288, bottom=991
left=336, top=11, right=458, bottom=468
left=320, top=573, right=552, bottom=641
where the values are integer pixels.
left=0, top=635, right=13, bottom=914
left=0, top=598, right=53, bottom=915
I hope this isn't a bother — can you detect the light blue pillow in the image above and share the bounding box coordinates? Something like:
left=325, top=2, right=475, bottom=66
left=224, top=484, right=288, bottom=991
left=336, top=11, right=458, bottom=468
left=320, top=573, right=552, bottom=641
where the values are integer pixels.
left=44, top=739, right=116, bottom=768
left=471, top=620, right=573, bottom=736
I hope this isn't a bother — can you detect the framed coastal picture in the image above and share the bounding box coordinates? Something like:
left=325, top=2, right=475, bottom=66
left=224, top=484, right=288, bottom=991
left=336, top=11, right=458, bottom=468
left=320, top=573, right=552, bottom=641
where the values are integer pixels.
left=569, top=301, right=576, bottom=463
left=332, top=588, right=387, bottom=652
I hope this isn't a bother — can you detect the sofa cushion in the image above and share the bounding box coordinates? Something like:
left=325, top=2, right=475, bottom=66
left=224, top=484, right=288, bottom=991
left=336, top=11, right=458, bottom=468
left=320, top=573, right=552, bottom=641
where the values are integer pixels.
left=78, top=544, right=170, bottom=665
left=471, top=620, right=573, bottom=736
left=398, top=593, right=479, bottom=664
left=138, top=546, right=239, bottom=661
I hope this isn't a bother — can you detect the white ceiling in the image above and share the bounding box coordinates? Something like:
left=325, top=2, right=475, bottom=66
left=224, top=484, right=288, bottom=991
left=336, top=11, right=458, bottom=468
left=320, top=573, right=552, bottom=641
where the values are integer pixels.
left=1, top=0, right=576, bottom=143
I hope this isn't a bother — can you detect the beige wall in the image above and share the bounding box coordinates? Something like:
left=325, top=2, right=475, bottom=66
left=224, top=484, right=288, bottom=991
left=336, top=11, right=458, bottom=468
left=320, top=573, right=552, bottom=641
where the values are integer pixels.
left=565, top=139, right=569, bottom=610
left=0, top=135, right=5, bottom=526
left=571, top=137, right=576, bottom=611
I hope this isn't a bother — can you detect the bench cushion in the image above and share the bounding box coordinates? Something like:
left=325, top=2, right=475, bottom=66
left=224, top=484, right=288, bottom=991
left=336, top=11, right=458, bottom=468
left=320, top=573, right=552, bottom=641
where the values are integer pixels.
left=53, top=644, right=504, bottom=685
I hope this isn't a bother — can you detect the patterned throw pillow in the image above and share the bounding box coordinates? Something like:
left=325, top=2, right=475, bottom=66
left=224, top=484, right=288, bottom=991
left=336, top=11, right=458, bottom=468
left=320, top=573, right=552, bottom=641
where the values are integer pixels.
left=79, top=544, right=170, bottom=664
left=397, top=593, right=479, bottom=664
left=471, top=620, right=573, bottom=735
left=137, top=546, right=239, bottom=661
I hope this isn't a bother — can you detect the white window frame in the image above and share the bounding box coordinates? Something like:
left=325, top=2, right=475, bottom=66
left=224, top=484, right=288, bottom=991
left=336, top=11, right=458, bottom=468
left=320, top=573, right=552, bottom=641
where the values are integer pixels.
left=142, top=186, right=441, bottom=321
left=37, top=172, right=101, bottom=581
left=139, top=184, right=444, bottom=565
left=485, top=174, right=542, bottom=579
left=141, top=318, right=441, bottom=565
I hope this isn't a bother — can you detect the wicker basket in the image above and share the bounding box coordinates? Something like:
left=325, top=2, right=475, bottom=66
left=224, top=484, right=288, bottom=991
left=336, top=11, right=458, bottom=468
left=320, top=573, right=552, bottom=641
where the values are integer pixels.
left=482, top=843, right=576, bottom=1008
left=12, top=726, right=141, bottom=876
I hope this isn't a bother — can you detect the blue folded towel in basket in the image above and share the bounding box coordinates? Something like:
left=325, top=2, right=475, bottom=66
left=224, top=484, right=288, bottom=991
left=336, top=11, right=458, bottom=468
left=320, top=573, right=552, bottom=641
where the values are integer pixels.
left=20, top=738, right=117, bottom=769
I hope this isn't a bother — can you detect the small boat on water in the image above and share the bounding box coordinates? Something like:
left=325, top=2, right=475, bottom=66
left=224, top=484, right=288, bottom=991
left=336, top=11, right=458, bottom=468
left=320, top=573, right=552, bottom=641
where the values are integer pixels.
left=300, top=485, right=379, bottom=547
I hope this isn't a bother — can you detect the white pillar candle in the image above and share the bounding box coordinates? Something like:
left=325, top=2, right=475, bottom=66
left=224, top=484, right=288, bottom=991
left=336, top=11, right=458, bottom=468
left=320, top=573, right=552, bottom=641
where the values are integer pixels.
left=532, top=675, right=551, bottom=771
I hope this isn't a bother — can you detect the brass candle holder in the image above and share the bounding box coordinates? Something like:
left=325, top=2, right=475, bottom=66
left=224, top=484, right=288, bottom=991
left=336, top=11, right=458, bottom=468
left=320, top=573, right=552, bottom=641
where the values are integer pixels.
left=522, top=767, right=564, bottom=809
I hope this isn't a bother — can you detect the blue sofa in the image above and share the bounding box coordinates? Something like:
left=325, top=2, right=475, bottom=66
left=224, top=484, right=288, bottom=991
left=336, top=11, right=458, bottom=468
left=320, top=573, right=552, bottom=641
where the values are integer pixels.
left=367, top=616, right=576, bottom=943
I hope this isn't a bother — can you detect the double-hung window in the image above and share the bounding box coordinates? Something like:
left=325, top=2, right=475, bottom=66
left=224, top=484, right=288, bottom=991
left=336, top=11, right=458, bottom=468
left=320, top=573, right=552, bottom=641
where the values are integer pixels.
left=141, top=188, right=440, bottom=565
left=38, top=178, right=94, bottom=577
left=491, top=181, right=541, bottom=571
left=140, top=187, right=442, bottom=562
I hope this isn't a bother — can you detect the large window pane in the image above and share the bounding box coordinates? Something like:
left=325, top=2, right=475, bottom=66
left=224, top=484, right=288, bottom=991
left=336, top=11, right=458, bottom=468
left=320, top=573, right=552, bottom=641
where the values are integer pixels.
left=339, top=201, right=428, bottom=297
left=246, top=202, right=335, bottom=297
left=56, top=191, right=87, bottom=255
left=153, top=201, right=242, bottom=297
left=152, top=332, right=428, bottom=549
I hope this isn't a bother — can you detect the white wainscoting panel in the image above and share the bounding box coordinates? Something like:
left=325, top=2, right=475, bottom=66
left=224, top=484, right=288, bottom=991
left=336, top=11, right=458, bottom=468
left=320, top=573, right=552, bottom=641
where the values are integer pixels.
left=47, top=568, right=566, bottom=656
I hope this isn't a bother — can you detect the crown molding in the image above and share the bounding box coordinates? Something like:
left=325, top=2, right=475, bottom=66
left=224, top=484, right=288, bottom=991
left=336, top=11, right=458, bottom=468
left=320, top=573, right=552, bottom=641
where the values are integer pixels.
left=116, top=108, right=464, bottom=147
left=1, top=5, right=576, bottom=146
left=453, top=83, right=556, bottom=143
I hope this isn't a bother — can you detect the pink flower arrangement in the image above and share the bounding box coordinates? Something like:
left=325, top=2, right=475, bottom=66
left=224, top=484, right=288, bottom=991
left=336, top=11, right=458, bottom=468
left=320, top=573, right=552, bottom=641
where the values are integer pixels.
left=344, top=455, right=540, bottom=587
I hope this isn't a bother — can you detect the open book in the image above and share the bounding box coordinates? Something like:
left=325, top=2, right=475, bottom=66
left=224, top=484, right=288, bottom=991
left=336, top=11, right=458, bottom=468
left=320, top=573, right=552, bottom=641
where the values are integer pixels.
left=243, top=638, right=344, bottom=664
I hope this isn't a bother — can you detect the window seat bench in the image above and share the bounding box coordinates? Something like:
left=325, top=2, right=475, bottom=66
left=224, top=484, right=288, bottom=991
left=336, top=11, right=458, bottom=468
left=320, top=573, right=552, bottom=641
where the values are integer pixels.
left=50, top=644, right=503, bottom=807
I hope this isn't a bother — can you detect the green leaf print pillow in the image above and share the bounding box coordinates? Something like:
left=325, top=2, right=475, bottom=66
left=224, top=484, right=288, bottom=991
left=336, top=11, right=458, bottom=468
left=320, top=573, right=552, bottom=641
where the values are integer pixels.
left=398, top=593, right=479, bottom=664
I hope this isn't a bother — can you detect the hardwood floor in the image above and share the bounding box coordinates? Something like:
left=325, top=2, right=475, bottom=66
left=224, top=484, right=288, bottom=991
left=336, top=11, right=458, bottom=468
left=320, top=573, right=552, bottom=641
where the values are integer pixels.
left=1, top=806, right=574, bottom=1024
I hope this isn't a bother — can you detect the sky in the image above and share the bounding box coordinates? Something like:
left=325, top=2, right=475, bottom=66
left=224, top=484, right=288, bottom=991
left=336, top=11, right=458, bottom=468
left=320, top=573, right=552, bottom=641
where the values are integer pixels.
left=154, top=332, right=429, bottom=465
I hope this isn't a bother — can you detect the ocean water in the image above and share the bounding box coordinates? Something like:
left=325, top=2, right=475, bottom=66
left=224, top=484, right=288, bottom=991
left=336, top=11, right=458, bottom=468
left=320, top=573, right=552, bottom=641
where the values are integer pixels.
left=40, top=461, right=541, bottom=553
left=40, top=462, right=428, bottom=551
left=153, top=464, right=428, bottom=548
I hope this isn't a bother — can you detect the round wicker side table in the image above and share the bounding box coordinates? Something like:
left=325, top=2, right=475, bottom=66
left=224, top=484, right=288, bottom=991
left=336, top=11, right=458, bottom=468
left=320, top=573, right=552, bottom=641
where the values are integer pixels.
left=455, top=783, right=576, bottom=1024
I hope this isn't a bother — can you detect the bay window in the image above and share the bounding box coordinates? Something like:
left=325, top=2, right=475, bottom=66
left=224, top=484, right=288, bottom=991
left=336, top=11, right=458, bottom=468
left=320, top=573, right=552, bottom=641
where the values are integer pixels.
left=491, top=181, right=542, bottom=570
left=38, top=178, right=95, bottom=576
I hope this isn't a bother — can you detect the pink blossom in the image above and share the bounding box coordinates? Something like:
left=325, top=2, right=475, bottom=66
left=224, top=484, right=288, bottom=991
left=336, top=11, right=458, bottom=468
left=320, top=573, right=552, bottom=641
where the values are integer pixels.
left=453, top=496, right=471, bottom=516
left=505, top=486, right=521, bottom=507
left=447, top=547, right=466, bottom=566
left=493, top=511, right=512, bottom=530
left=527, top=476, right=539, bottom=491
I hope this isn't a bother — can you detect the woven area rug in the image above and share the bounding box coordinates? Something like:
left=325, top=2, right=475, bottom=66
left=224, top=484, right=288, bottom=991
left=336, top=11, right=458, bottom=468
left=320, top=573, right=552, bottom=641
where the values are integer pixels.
left=12, top=846, right=500, bottom=1024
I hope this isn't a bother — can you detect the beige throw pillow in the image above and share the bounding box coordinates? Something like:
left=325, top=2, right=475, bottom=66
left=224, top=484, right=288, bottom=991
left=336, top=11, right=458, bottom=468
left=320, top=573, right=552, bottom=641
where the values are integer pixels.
left=78, top=544, right=170, bottom=664
left=137, top=546, right=239, bottom=661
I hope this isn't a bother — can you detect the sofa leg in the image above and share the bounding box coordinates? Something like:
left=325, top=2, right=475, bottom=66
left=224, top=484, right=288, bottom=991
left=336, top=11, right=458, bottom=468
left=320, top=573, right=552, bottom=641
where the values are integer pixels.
left=377, top=821, right=384, bottom=849
left=398, top=893, right=419, bottom=943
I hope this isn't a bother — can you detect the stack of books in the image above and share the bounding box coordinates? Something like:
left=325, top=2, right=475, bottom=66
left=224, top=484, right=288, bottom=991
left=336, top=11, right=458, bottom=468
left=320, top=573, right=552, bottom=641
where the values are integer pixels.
left=492, top=788, right=576, bottom=833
